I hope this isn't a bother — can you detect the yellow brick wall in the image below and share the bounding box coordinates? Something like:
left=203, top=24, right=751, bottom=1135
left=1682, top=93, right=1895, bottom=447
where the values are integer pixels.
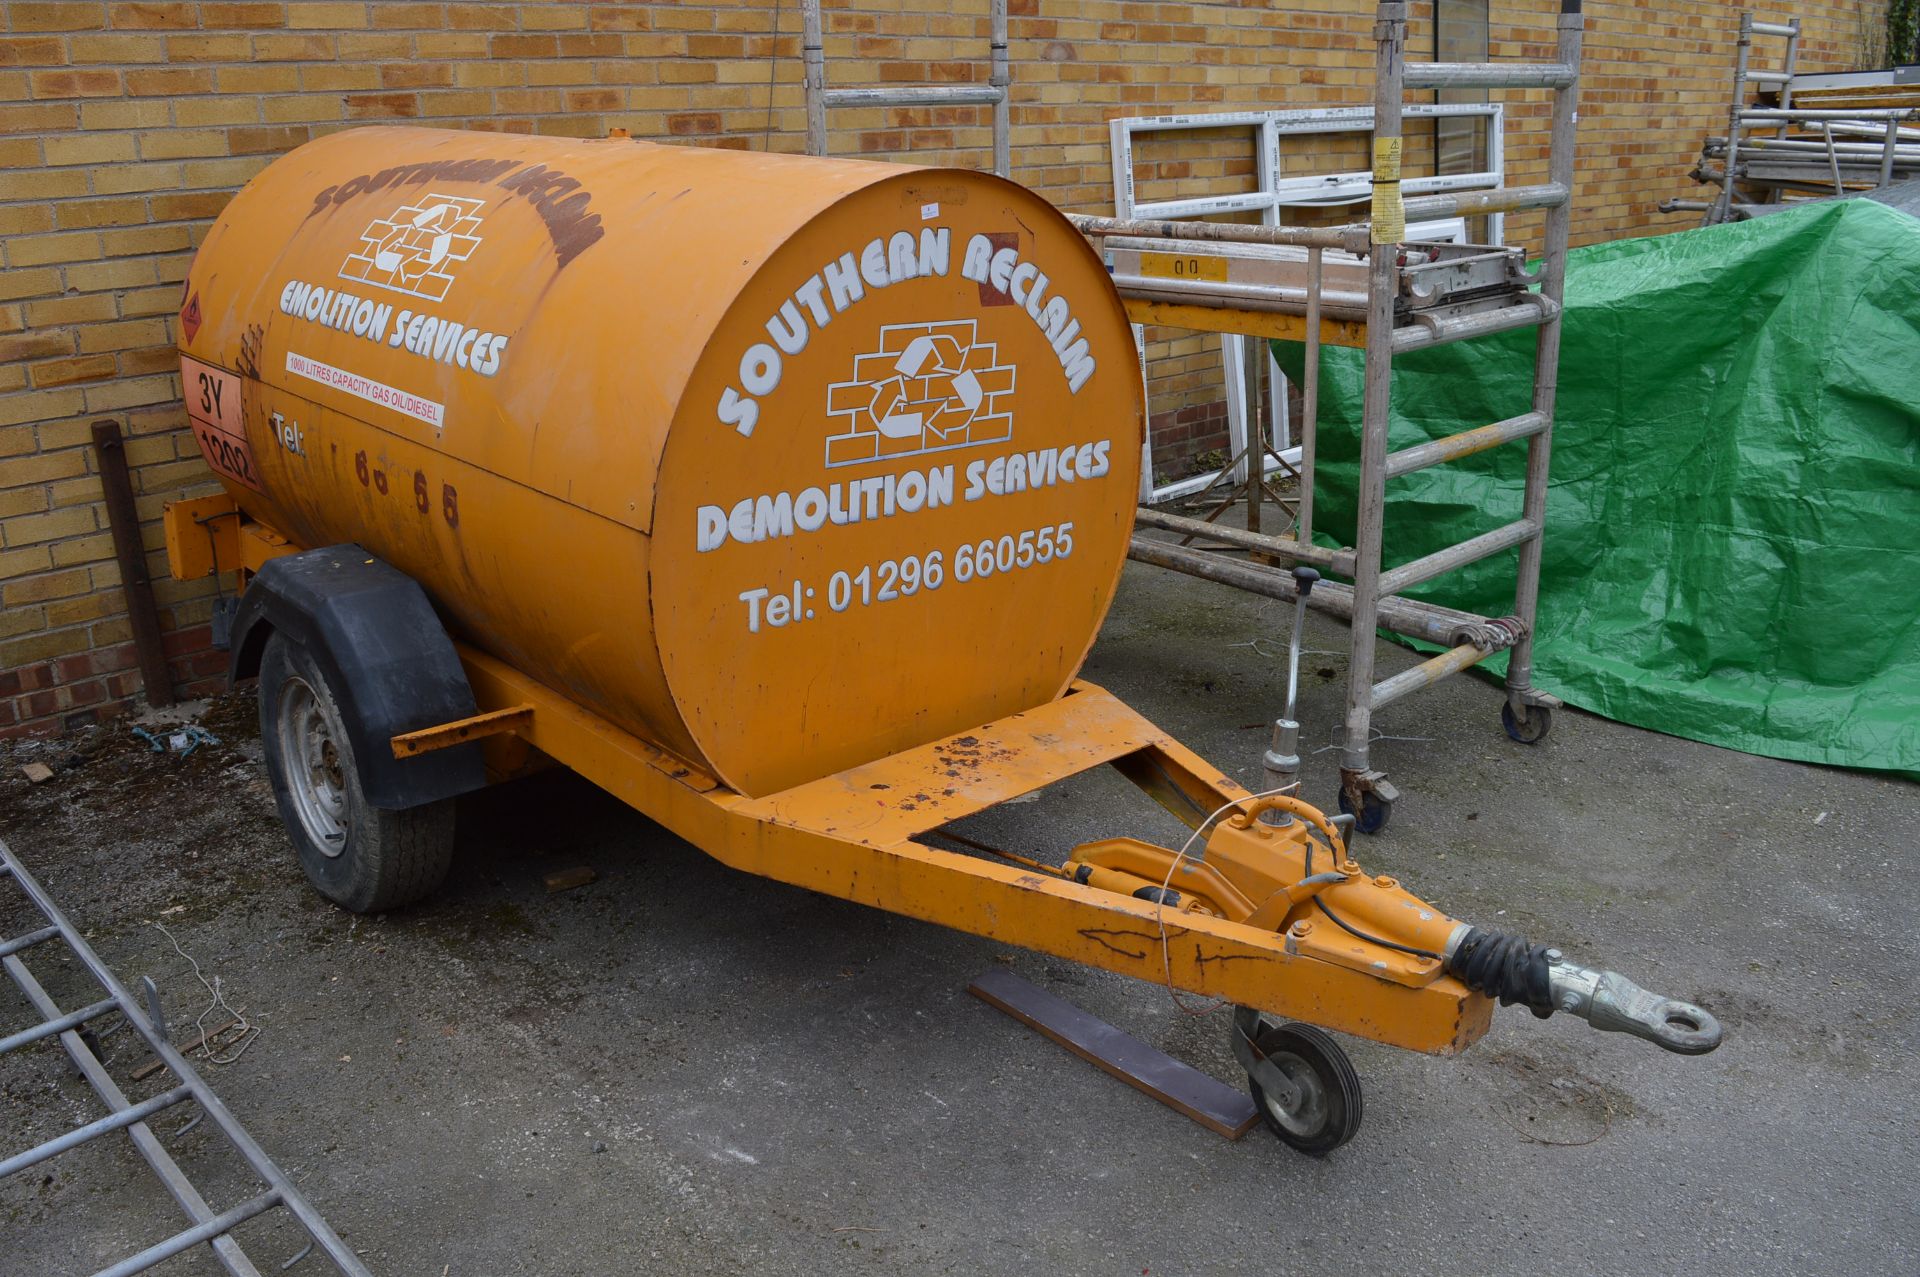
left=0, top=0, right=1889, bottom=733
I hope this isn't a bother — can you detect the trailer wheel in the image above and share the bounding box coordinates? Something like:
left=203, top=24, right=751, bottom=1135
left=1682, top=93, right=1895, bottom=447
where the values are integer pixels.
left=1246, top=1022, right=1364, bottom=1156
left=257, top=634, right=454, bottom=913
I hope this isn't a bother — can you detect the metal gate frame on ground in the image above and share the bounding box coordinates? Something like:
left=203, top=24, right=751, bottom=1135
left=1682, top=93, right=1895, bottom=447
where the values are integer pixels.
left=1109, top=102, right=1506, bottom=503
left=0, top=839, right=369, bottom=1277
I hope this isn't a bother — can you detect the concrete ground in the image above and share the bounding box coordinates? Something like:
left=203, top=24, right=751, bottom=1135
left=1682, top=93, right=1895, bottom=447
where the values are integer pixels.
left=2, top=555, right=1916, bottom=1276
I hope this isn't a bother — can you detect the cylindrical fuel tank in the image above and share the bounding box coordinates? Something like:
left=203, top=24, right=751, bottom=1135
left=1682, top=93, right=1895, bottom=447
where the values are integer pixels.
left=180, top=126, right=1142, bottom=796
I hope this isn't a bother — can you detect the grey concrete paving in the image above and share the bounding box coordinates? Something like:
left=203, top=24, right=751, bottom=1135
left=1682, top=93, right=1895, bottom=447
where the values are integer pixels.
left=2, top=557, right=1916, bottom=1276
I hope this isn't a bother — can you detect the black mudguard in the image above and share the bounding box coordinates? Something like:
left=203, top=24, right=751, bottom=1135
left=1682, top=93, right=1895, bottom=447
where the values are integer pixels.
left=230, top=545, right=485, bottom=810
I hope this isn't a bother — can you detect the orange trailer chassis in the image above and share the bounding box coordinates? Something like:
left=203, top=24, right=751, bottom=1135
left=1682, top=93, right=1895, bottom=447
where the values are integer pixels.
left=165, top=495, right=1720, bottom=1153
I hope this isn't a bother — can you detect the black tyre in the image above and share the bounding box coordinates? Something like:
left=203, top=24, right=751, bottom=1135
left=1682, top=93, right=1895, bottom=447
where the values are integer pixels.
left=1245, top=1022, right=1364, bottom=1157
left=1501, top=701, right=1552, bottom=745
left=257, top=633, right=453, bottom=913
left=1336, top=786, right=1393, bottom=836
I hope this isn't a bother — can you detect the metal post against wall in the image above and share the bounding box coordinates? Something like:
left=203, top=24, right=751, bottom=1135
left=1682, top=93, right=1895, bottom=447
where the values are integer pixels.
left=91, top=418, right=175, bottom=710
left=802, top=0, right=1011, bottom=178
left=1500, top=2, right=1585, bottom=731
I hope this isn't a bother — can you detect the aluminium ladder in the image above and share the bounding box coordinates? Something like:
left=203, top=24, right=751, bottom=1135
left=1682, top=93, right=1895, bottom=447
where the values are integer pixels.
left=0, top=838, right=371, bottom=1277
left=1720, top=10, right=1802, bottom=218
left=1348, top=0, right=1579, bottom=828
left=1668, top=12, right=1802, bottom=223
left=801, top=0, right=1010, bottom=178
left=1080, top=0, right=1584, bottom=832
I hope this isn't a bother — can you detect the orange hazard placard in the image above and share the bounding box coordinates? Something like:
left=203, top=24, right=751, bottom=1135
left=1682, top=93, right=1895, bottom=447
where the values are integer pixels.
left=181, top=355, right=261, bottom=492
left=1140, top=252, right=1229, bottom=283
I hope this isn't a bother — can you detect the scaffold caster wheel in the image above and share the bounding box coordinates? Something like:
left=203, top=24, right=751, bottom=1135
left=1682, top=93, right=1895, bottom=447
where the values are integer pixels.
left=1245, top=1022, right=1364, bottom=1156
left=1337, top=787, right=1393, bottom=836
left=1501, top=701, right=1553, bottom=745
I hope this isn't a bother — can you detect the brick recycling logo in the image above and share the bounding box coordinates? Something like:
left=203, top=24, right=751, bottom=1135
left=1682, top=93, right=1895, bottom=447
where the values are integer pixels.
left=339, top=193, right=486, bottom=303
left=825, top=320, right=1015, bottom=468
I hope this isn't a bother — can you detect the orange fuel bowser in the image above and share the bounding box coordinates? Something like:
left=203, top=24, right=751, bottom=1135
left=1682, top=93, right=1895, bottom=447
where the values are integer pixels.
left=165, top=127, right=1719, bottom=1155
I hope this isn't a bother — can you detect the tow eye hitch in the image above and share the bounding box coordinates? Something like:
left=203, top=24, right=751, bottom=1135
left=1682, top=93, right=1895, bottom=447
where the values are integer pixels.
left=1445, top=927, right=1723, bottom=1055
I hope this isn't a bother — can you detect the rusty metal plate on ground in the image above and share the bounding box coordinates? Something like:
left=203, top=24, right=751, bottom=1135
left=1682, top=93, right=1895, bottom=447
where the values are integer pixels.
left=969, top=966, right=1260, bottom=1140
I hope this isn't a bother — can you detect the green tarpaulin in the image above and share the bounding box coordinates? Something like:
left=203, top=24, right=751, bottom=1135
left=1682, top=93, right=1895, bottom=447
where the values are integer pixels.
left=1272, top=198, right=1920, bottom=774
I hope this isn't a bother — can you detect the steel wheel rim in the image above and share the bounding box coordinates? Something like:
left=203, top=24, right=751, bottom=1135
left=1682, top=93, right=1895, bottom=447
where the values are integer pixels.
left=277, top=676, right=349, bottom=856
left=1259, top=1050, right=1329, bottom=1137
